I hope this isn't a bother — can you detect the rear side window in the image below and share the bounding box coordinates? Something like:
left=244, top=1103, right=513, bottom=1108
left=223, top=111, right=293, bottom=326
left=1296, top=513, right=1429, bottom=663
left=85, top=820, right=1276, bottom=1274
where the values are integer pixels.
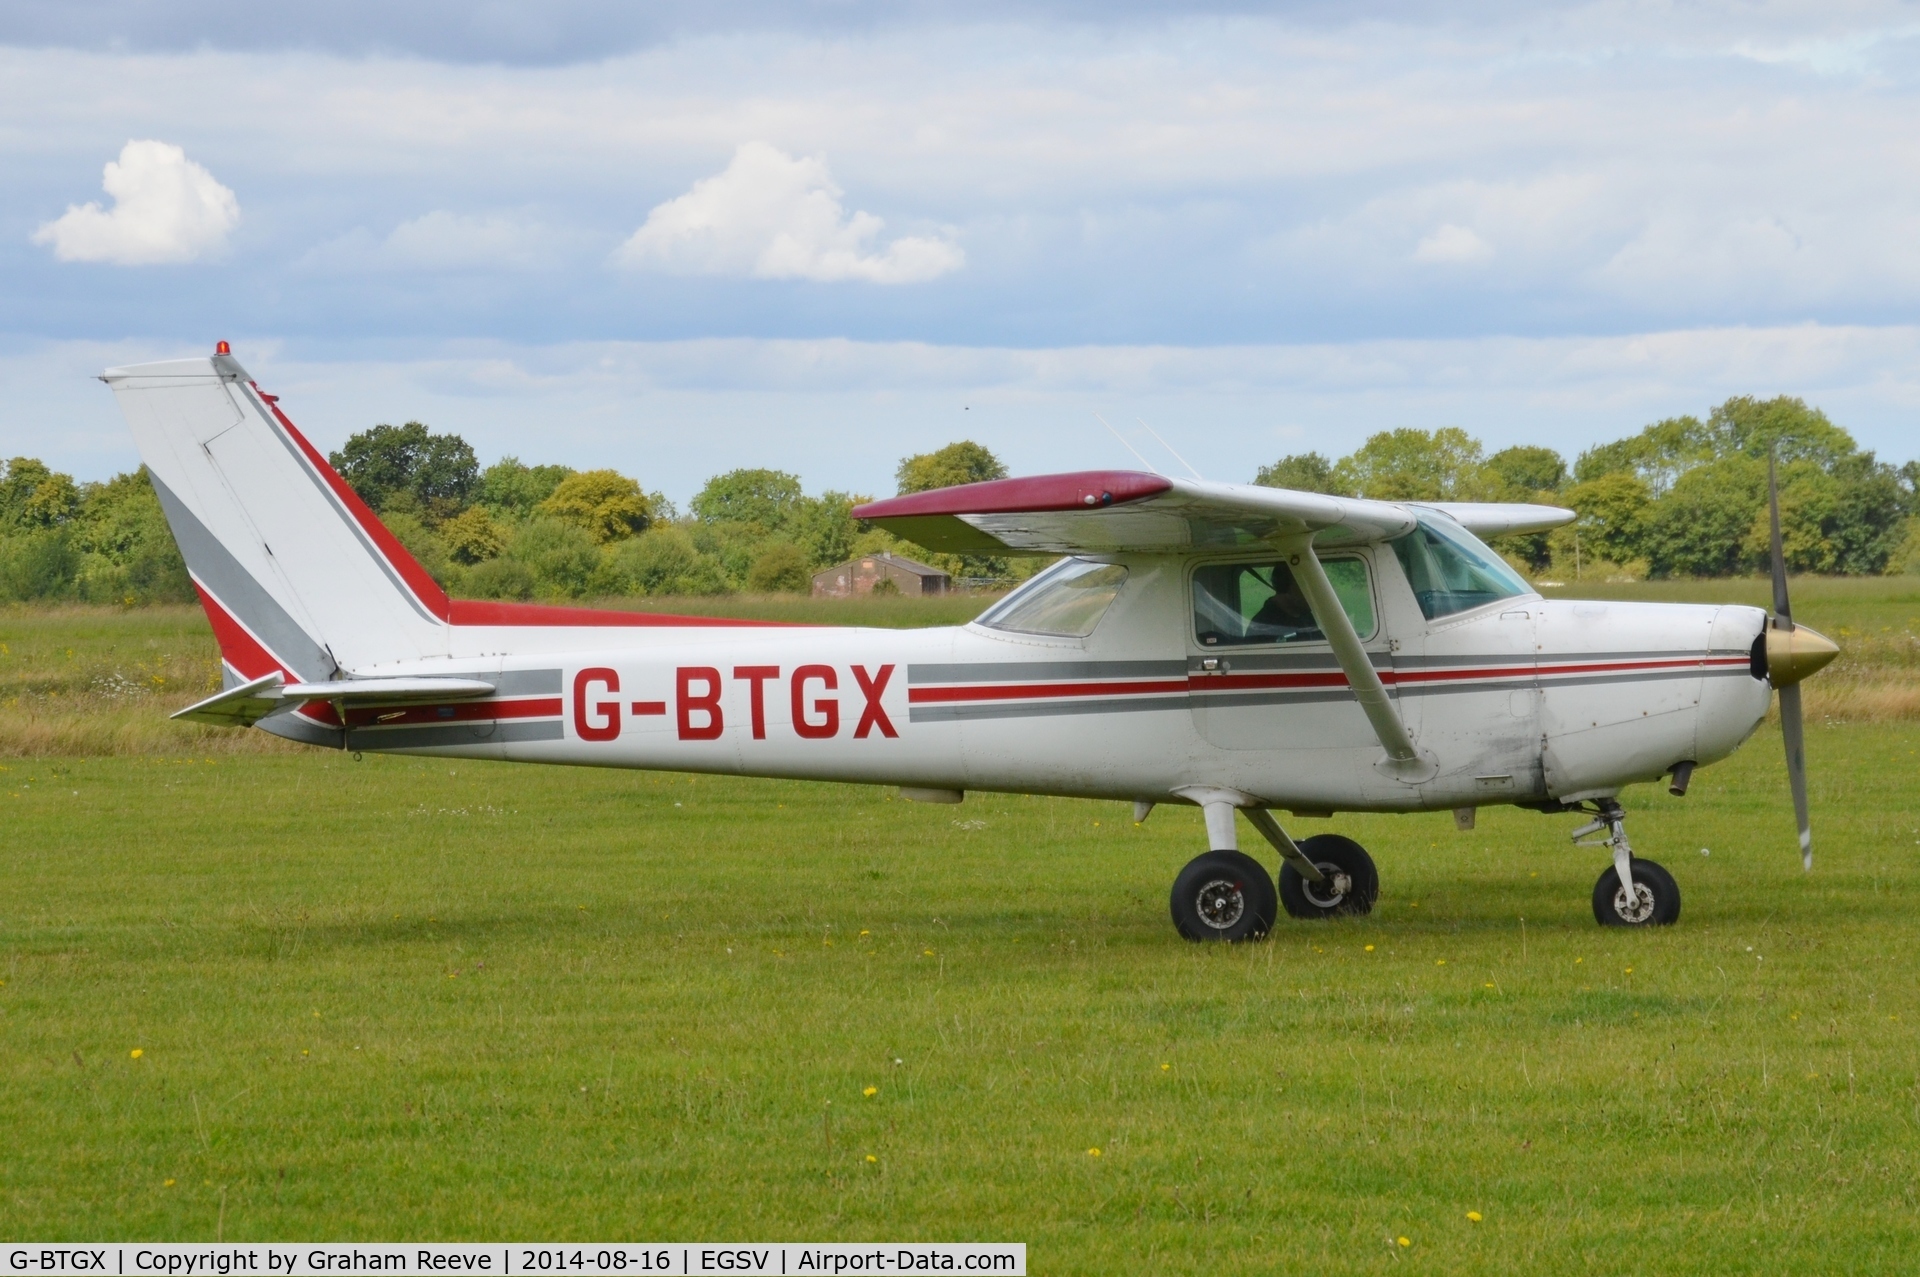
left=976, top=558, right=1129, bottom=638
left=1390, top=513, right=1531, bottom=619
left=1192, top=557, right=1375, bottom=647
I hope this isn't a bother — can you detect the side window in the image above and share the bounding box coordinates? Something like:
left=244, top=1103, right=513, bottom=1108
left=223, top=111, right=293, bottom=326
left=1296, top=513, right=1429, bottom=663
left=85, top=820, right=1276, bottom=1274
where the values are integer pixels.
left=1192, top=557, right=1375, bottom=647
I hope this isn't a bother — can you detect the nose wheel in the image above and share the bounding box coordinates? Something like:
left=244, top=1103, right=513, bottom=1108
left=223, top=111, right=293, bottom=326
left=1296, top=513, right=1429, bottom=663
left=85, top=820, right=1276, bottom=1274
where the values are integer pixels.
left=1593, top=858, right=1681, bottom=926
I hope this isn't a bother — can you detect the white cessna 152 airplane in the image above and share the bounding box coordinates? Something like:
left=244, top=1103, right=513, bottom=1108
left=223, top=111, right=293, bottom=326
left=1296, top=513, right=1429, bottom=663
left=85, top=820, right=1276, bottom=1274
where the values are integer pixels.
left=108, top=345, right=1840, bottom=939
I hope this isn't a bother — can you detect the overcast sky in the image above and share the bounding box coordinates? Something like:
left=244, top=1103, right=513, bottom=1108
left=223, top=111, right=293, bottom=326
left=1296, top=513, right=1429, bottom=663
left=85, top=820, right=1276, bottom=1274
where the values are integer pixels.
left=4, top=1, right=1918, bottom=499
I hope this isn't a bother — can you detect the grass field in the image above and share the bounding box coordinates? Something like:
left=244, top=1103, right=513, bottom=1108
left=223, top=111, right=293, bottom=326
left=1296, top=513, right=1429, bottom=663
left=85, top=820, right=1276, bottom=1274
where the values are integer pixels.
left=3, top=583, right=1918, bottom=1269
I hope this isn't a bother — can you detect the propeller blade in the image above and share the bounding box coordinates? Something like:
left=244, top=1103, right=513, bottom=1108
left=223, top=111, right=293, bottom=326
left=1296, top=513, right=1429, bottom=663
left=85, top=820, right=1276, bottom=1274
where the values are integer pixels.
left=1779, top=680, right=1812, bottom=871
left=1768, top=447, right=1792, bottom=627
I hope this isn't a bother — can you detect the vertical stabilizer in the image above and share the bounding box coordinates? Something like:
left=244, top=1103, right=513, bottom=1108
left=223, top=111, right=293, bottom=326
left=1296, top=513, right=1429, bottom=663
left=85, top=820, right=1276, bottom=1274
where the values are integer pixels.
left=105, top=352, right=451, bottom=684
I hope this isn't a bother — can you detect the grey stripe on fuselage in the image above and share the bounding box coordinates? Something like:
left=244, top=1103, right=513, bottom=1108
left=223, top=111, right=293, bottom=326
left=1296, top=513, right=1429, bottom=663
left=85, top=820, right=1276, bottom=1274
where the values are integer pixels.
left=495, top=669, right=562, bottom=695
left=149, top=472, right=334, bottom=682
left=909, top=660, right=1187, bottom=684
left=350, top=719, right=564, bottom=751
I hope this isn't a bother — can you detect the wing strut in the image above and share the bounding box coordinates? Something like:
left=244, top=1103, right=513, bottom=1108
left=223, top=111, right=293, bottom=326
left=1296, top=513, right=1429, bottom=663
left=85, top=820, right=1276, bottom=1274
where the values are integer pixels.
left=1283, top=536, right=1434, bottom=782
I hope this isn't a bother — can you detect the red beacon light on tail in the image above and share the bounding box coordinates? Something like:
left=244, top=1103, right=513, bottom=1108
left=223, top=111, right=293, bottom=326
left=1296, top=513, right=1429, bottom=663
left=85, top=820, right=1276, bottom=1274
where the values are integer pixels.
left=215, top=340, right=231, bottom=355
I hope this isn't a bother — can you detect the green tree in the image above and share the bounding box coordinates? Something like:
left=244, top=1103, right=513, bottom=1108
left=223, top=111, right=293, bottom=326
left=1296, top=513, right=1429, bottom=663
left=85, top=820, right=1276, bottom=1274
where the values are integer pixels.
left=896, top=441, right=1007, bottom=495
left=476, top=457, right=574, bottom=518
left=1641, top=456, right=1767, bottom=577
left=1252, top=452, right=1337, bottom=493
left=1484, top=445, right=1566, bottom=497
left=1330, top=427, right=1490, bottom=501
left=1572, top=416, right=1711, bottom=494
left=1740, top=453, right=1908, bottom=575
left=0, top=458, right=81, bottom=531
left=502, top=517, right=602, bottom=599
left=691, top=469, right=805, bottom=532
left=440, top=506, right=506, bottom=565
left=745, top=541, right=812, bottom=593
left=1705, top=395, right=1859, bottom=469
left=1550, top=471, right=1652, bottom=573
left=535, top=470, right=652, bottom=544
left=72, top=468, right=192, bottom=603
left=329, top=423, right=478, bottom=517
left=608, top=526, right=728, bottom=596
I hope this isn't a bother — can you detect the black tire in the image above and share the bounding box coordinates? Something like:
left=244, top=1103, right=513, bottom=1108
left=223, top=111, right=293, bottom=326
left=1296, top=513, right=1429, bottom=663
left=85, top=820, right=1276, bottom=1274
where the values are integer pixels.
left=1278, top=834, right=1379, bottom=920
left=1170, top=850, right=1277, bottom=942
left=1592, top=858, right=1681, bottom=927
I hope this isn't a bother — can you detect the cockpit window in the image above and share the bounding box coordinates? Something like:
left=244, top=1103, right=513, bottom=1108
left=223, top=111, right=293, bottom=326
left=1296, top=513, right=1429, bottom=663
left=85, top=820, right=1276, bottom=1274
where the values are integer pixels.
left=976, top=558, right=1129, bottom=638
left=1389, top=513, right=1532, bottom=620
left=1192, top=557, right=1376, bottom=647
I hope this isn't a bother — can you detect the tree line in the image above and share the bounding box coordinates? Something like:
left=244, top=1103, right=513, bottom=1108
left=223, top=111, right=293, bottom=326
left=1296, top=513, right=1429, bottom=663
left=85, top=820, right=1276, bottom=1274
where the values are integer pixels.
left=1256, top=396, right=1920, bottom=579
left=2, top=393, right=1914, bottom=604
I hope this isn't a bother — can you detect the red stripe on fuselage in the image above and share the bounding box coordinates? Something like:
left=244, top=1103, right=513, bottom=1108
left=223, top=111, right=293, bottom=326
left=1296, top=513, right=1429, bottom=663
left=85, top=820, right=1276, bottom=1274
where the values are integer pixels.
left=909, top=678, right=1191, bottom=704
left=337, top=696, right=564, bottom=729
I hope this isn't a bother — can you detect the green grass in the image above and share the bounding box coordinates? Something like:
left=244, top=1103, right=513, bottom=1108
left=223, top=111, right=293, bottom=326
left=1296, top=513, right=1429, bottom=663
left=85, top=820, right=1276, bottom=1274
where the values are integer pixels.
left=4, top=718, right=1918, bottom=1269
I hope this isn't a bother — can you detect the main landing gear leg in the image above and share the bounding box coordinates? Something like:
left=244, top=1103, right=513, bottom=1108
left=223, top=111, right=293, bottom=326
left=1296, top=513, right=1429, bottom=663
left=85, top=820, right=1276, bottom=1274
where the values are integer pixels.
left=1574, top=798, right=1681, bottom=927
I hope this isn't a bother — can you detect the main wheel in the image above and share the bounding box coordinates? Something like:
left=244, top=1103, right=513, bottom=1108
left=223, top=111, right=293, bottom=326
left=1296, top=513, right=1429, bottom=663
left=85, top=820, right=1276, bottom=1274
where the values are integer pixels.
left=1170, top=850, right=1277, bottom=942
left=1278, top=834, right=1379, bottom=919
left=1592, top=858, right=1681, bottom=927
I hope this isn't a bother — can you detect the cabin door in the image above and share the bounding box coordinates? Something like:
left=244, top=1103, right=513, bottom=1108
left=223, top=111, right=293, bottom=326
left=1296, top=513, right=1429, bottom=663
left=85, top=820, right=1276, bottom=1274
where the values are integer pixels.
left=1186, top=549, right=1395, bottom=752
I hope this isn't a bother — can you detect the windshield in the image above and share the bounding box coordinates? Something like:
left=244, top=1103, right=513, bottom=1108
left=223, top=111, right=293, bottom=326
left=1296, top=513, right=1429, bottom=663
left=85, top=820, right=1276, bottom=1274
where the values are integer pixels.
left=976, top=558, right=1129, bottom=638
left=1390, top=513, right=1532, bottom=620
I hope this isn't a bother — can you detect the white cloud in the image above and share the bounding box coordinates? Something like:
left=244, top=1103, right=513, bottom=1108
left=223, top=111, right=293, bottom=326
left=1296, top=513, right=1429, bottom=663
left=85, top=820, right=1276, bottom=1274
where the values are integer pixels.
left=32, top=139, right=239, bottom=265
left=615, top=141, right=963, bottom=283
left=1412, top=223, right=1494, bottom=264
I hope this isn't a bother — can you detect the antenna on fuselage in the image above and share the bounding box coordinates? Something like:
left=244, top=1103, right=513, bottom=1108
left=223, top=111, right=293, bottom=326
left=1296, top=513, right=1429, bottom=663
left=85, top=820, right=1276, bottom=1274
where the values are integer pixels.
left=1136, top=416, right=1204, bottom=481
left=1094, top=413, right=1161, bottom=474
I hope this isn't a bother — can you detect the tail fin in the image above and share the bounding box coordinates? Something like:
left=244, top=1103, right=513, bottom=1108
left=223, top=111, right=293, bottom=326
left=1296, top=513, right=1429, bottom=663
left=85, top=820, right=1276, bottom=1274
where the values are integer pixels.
left=105, top=351, right=450, bottom=685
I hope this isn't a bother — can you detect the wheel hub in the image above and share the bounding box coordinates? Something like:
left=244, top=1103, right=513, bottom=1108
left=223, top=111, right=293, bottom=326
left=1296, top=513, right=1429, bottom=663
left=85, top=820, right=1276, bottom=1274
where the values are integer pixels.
left=1611, top=882, right=1656, bottom=924
left=1300, top=864, right=1351, bottom=910
left=1195, top=877, right=1246, bottom=930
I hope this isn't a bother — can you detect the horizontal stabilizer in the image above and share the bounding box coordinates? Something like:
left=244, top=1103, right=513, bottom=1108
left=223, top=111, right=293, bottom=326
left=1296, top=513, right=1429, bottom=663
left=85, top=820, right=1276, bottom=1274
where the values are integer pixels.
left=171, top=673, right=287, bottom=726
left=172, top=674, right=498, bottom=728
left=281, top=677, right=497, bottom=701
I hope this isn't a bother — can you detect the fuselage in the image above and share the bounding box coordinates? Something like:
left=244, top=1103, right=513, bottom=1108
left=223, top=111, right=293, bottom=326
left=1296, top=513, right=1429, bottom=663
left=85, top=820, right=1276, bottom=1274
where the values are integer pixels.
left=276, top=548, right=1776, bottom=815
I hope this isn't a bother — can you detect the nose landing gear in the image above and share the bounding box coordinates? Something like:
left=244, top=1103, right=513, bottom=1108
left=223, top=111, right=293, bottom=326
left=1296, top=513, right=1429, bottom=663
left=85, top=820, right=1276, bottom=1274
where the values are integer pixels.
left=1573, top=798, right=1682, bottom=927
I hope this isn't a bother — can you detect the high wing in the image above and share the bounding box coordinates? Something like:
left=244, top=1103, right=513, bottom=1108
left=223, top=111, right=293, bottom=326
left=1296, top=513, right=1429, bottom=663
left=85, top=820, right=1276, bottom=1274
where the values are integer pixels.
left=851, top=471, right=1573, bottom=554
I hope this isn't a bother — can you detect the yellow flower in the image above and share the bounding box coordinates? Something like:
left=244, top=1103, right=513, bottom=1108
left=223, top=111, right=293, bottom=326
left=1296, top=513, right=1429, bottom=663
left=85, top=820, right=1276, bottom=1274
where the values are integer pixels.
left=1397, top=1237, right=1411, bottom=1247
left=860, top=930, right=870, bottom=937
left=130, top=1048, right=144, bottom=1059
left=863, top=1086, right=878, bottom=1098
left=1575, top=958, right=1583, bottom=964
left=1087, top=1147, right=1101, bottom=1157
left=1624, top=967, right=1633, bottom=974
left=923, top=949, right=934, bottom=956
left=1436, top=959, right=1446, bottom=966
left=865, top=1155, right=877, bottom=1164
left=1484, top=982, right=1495, bottom=989
left=1160, top=1063, right=1171, bottom=1071
left=1364, top=944, right=1375, bottom=952
left=1467, top=1211, right=1482, bottom=1223
left=164, top=1179, right=176, bottom=1188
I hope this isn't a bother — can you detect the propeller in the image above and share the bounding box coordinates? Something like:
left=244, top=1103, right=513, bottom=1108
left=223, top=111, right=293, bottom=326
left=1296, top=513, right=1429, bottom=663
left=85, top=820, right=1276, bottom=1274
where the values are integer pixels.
left=1763, top=449, right=1839, bottom=870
